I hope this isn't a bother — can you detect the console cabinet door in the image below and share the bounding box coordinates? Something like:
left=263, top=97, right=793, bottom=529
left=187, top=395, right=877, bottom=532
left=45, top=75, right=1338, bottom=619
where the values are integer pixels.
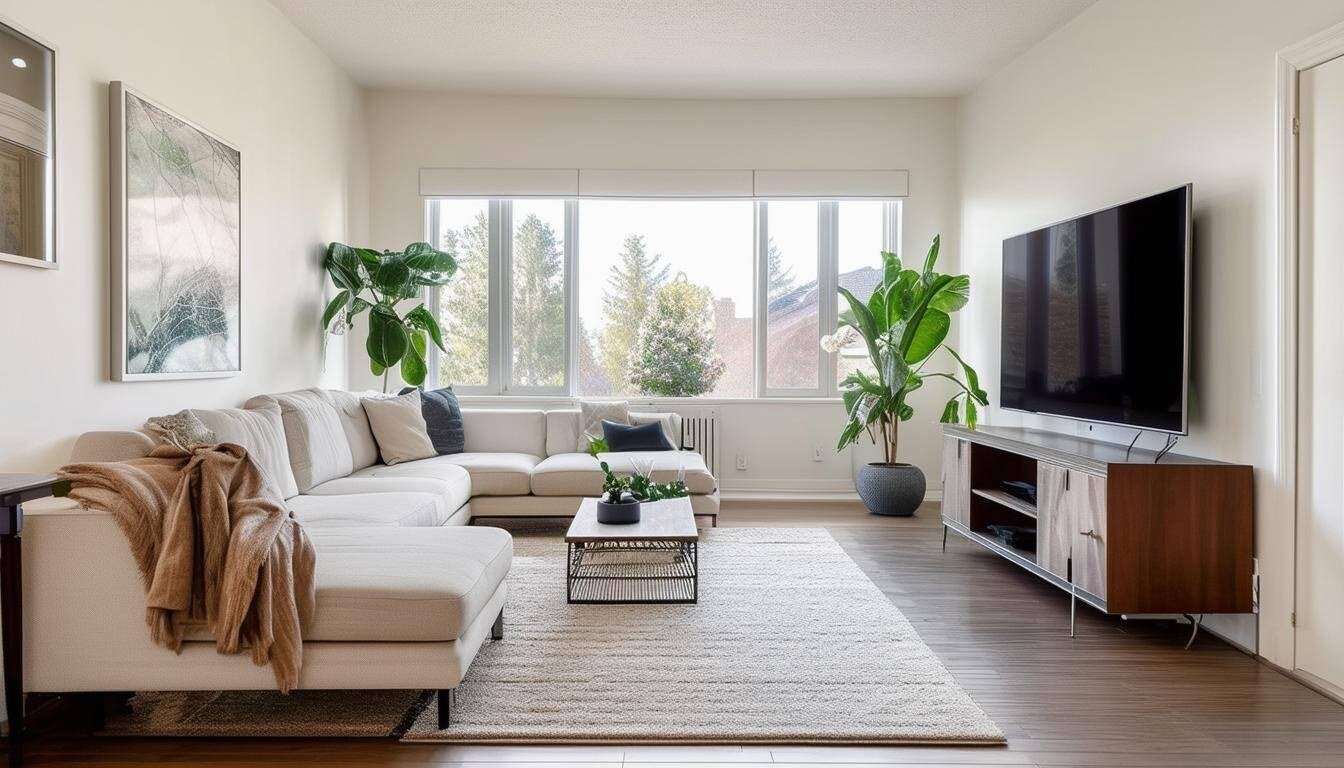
left=1071, top=472, right=1108, bottom=600
left=1037, top=462, right=1072, bottom=579
left=941, top=437, right=970, bottom=526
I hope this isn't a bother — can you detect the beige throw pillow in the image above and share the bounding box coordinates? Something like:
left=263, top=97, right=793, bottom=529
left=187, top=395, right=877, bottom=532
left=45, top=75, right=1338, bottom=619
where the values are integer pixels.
left=578, top=400, right=629, bottom=451
left=361, top=390, right=436, bottom=466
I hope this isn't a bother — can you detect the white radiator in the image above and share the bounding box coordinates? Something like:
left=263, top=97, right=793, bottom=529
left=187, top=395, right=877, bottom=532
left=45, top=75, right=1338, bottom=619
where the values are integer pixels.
left=678, top=407, right=721, bottom=477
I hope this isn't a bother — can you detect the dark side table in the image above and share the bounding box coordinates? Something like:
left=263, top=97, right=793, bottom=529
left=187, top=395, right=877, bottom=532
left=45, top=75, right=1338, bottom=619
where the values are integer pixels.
left=0, top=474, right=64, bottom=767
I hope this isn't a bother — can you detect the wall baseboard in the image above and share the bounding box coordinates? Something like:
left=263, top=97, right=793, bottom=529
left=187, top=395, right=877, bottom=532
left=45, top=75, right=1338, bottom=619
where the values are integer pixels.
left=720, top=481, right=941, bottom=504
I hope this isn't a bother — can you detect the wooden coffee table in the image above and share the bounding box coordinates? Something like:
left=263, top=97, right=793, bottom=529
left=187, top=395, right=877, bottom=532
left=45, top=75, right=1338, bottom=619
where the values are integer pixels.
left=565, top=497, right=699, bottom=604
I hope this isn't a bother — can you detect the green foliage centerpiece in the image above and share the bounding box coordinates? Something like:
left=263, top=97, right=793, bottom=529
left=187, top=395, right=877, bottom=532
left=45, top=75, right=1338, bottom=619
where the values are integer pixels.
left=824, top=235, right=988, bottom=515
left=596, top=458, right=690, bottom=524
left=322, top=241, right=457, bottom=391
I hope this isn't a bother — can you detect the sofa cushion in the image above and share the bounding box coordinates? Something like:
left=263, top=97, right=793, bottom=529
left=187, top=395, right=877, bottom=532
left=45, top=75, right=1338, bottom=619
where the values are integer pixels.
left=602, top=419, right=674, bottom=452
left=306, top=472, right=471, bottom=519
left=578, top=400, right=630, bottom=452
left=401, top=386, right=465, bottom=455
left=191, top=403, right=301, bottom=500
left=351, top=453, right=537, bottom=496
left=460, top=409, right=546, bottom=456
left=630, top=411, right=683, bottom=449
left=326, top=389, right=380, bottom=471
left=545, top=409, right=682, bottom=456
left=304, top=525, right=512, bottom=642
left=530, top=450, right=716, bottom=496
left=362, top=390, right=437, bottom=466
left=286, top=491, right=449, bottom=528
left=246, top=389, right=354, bottom=493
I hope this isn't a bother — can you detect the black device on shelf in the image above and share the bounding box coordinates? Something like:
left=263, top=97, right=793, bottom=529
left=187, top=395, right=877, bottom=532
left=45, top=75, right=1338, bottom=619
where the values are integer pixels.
left=986, top=524, right=1037, bottom=550
left=1000, top=479, right=1037, bottom=506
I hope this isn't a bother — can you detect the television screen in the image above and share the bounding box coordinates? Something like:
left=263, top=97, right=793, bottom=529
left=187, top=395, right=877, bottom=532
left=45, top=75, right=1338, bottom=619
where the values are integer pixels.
left=1000, top=185, right=1190, bottom=434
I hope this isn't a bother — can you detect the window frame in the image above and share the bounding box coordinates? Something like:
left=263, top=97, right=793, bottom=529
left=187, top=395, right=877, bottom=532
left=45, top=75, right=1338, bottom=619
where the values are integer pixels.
left=424, top=197, right=900, bottom=399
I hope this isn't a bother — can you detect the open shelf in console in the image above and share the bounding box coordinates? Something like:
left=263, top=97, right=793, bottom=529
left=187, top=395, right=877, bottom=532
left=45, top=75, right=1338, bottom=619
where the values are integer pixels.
left=967, top=442, right=1040, bottom=557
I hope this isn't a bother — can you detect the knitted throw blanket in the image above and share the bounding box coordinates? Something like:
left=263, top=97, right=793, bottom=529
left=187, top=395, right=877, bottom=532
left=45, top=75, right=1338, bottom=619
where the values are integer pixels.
left=59, top=443, right=316, bottom=692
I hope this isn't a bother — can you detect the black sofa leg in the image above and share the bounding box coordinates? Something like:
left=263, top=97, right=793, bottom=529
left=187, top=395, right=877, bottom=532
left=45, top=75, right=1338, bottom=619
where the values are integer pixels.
left=76, top=692, right=105, bottom=732
left=491, top=610, right=504, bottom=640
left=437, top=689, right=452, bottom=730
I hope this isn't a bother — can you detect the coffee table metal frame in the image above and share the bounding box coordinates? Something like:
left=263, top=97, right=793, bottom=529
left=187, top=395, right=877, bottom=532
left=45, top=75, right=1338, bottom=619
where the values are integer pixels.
left=565, top=498, right=700, bottom=604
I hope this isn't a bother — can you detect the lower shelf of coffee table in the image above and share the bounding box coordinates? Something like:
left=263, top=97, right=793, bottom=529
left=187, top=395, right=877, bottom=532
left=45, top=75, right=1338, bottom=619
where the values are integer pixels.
left=566, top=539, right=699, bottom=604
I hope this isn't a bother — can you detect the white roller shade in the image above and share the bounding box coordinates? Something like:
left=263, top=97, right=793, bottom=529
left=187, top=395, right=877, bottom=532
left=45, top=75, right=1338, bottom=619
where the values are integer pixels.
left=419, top=168, right=579, bottom=197
left=752, top=170, right=909, bottom=198
left=418, top=168, right=909, bottom=199
left=578, top=169, right=754, bottom=198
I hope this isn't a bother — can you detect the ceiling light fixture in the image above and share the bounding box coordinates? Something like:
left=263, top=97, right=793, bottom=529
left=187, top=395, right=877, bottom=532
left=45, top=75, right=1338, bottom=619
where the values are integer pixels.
left=10, top=57, right=25, bottom=69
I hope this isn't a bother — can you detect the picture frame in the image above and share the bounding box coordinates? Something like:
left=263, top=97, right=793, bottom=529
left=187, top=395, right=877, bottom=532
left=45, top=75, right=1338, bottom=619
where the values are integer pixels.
left=110, top=81, right=242, bottom=381
left=0, top=16, right=56, bottom=270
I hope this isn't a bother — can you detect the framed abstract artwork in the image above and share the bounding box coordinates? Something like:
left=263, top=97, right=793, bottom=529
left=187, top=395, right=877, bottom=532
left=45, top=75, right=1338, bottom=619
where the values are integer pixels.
left=110, top=81, right=241, bottom=381
left=0, top=18, right=56, bottom=269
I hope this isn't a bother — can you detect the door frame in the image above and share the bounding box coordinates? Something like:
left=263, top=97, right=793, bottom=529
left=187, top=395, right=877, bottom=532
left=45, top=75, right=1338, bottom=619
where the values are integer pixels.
left=1276, top=20, right=1344, bottom=697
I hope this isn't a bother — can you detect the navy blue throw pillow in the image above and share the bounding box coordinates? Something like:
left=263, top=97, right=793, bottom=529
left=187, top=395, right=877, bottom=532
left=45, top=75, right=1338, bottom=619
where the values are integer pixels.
left=400, top=386, right=464, bottom=455
left=601, top=419, right=674, bottom=452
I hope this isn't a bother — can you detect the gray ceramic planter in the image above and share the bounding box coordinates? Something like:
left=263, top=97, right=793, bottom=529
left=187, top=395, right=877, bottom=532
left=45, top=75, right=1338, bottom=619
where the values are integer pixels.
left=856, top=463, right=926, bottom=517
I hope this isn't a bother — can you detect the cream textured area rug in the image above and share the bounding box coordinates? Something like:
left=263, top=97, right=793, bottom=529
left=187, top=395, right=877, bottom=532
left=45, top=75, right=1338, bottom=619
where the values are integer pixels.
left=401, top=527, right=1003, bottom=744
left=104, top=527, right=1002, bottom=745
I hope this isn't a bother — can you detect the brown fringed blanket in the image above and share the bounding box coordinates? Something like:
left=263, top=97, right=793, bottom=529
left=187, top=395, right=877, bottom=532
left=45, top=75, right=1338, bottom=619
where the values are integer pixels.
left=59, top=443, right=316, bottom=692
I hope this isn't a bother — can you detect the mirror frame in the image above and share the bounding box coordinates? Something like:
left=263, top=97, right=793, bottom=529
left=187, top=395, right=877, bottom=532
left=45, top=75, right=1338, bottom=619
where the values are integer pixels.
left=0, top=15, right=56, bottom=270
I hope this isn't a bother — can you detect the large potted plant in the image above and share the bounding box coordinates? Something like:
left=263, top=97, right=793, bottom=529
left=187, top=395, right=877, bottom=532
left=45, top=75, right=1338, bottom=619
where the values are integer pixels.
left=822, top=235, right=987, bottom=516
left=322, top=241, right=457, bottom=391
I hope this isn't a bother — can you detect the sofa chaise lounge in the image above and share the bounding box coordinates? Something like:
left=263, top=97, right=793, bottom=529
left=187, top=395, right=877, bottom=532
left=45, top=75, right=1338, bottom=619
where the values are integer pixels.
left=22, top=388, right=718, bottom=728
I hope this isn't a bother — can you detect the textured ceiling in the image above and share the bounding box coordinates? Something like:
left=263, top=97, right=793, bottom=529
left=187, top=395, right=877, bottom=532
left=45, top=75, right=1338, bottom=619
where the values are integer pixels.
left=271, top=0, right=1095, bottom=98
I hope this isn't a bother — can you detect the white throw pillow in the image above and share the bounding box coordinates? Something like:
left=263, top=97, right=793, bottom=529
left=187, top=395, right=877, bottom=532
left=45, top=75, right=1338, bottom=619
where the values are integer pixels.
left=578, top=400, right=629, bottom=451
left=189, top=403, right=300, bottom=499
left=361, top=390, right=437, bottom=466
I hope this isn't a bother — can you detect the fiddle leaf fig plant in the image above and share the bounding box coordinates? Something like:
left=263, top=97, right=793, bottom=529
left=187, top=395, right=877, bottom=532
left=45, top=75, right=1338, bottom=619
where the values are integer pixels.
left=322, top=241, right=457, bottom=391
left=822, top=235, right=988, bottom=464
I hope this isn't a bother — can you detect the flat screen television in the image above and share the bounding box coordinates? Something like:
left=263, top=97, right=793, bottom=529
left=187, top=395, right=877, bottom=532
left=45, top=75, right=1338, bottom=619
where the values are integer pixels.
left=999, top=184, right=1191, bottom=434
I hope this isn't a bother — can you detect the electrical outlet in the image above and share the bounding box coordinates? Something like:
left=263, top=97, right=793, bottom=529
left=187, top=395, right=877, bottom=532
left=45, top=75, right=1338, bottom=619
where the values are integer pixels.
left=812, top=447, right=823, bottom=462
left=735, top=453, right=747, bottom=471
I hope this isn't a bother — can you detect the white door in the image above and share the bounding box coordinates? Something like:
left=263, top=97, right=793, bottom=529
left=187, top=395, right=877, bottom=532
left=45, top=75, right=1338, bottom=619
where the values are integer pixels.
left=1296, top=53, right=1344, bottom=694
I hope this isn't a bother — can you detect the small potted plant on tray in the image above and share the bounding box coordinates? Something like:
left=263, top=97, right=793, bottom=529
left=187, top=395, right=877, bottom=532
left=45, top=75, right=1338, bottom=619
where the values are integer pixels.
left=595, top=459, right=690, bottom=524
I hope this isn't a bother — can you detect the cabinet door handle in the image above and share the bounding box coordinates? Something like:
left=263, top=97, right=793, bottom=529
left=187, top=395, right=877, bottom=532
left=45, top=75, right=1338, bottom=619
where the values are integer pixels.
left=1065, top=470, right=1070, bottom=491
left=1079, top=529, right=1099, bottom=540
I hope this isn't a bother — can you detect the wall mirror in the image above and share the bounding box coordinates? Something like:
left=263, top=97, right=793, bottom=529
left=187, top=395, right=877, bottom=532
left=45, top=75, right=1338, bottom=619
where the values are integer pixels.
left=0, top=19, right=53, bottom=269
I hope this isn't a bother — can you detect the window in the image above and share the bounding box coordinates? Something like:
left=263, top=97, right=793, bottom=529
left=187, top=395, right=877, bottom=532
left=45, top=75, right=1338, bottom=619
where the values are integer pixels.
left=425, top=198, right=898, bottom=398
left=428, top=199, right=490, bottom=389
left=836, top=201, right=895, bottom=386
left=763, top=201, right=821, bottom=392
left=577, top=200, right=754, bottom=398
left=508, top=200, right=568, bottom=390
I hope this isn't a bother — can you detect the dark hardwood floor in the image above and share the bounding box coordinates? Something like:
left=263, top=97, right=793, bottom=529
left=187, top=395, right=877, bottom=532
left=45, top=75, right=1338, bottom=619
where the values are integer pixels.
left=13, top=501, right=1344, bottom=767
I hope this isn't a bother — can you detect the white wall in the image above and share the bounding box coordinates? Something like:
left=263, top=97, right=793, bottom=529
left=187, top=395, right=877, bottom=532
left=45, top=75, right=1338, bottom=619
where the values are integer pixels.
left=0, top=0, right=367, bottom=471
left=958, top=0, right=1344, bottom=661
left=359, top=92, right=965, bottom=496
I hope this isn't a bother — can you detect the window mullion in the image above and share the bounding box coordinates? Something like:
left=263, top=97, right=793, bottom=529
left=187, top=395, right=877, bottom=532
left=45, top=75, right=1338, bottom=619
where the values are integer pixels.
left=565, top=199, right=579, bottom=397
left=820, top=202, right=839, bottom=397
left=490, top=200, right=509, bottom=395
left=753, top=201, right=768, bottom=399
left=424, top=200, right=442, bottom=388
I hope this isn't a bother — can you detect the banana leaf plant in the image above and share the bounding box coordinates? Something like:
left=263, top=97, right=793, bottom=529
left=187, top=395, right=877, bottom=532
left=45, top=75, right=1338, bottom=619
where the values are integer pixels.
left=821, top=235, right=988, bottom=464
left=322, top=241, right=457, bottom=391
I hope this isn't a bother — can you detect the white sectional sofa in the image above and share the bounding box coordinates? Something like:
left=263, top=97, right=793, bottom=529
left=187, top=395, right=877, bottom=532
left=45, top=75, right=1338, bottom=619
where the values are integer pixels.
left=22, top=388, right=718, bottom=728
